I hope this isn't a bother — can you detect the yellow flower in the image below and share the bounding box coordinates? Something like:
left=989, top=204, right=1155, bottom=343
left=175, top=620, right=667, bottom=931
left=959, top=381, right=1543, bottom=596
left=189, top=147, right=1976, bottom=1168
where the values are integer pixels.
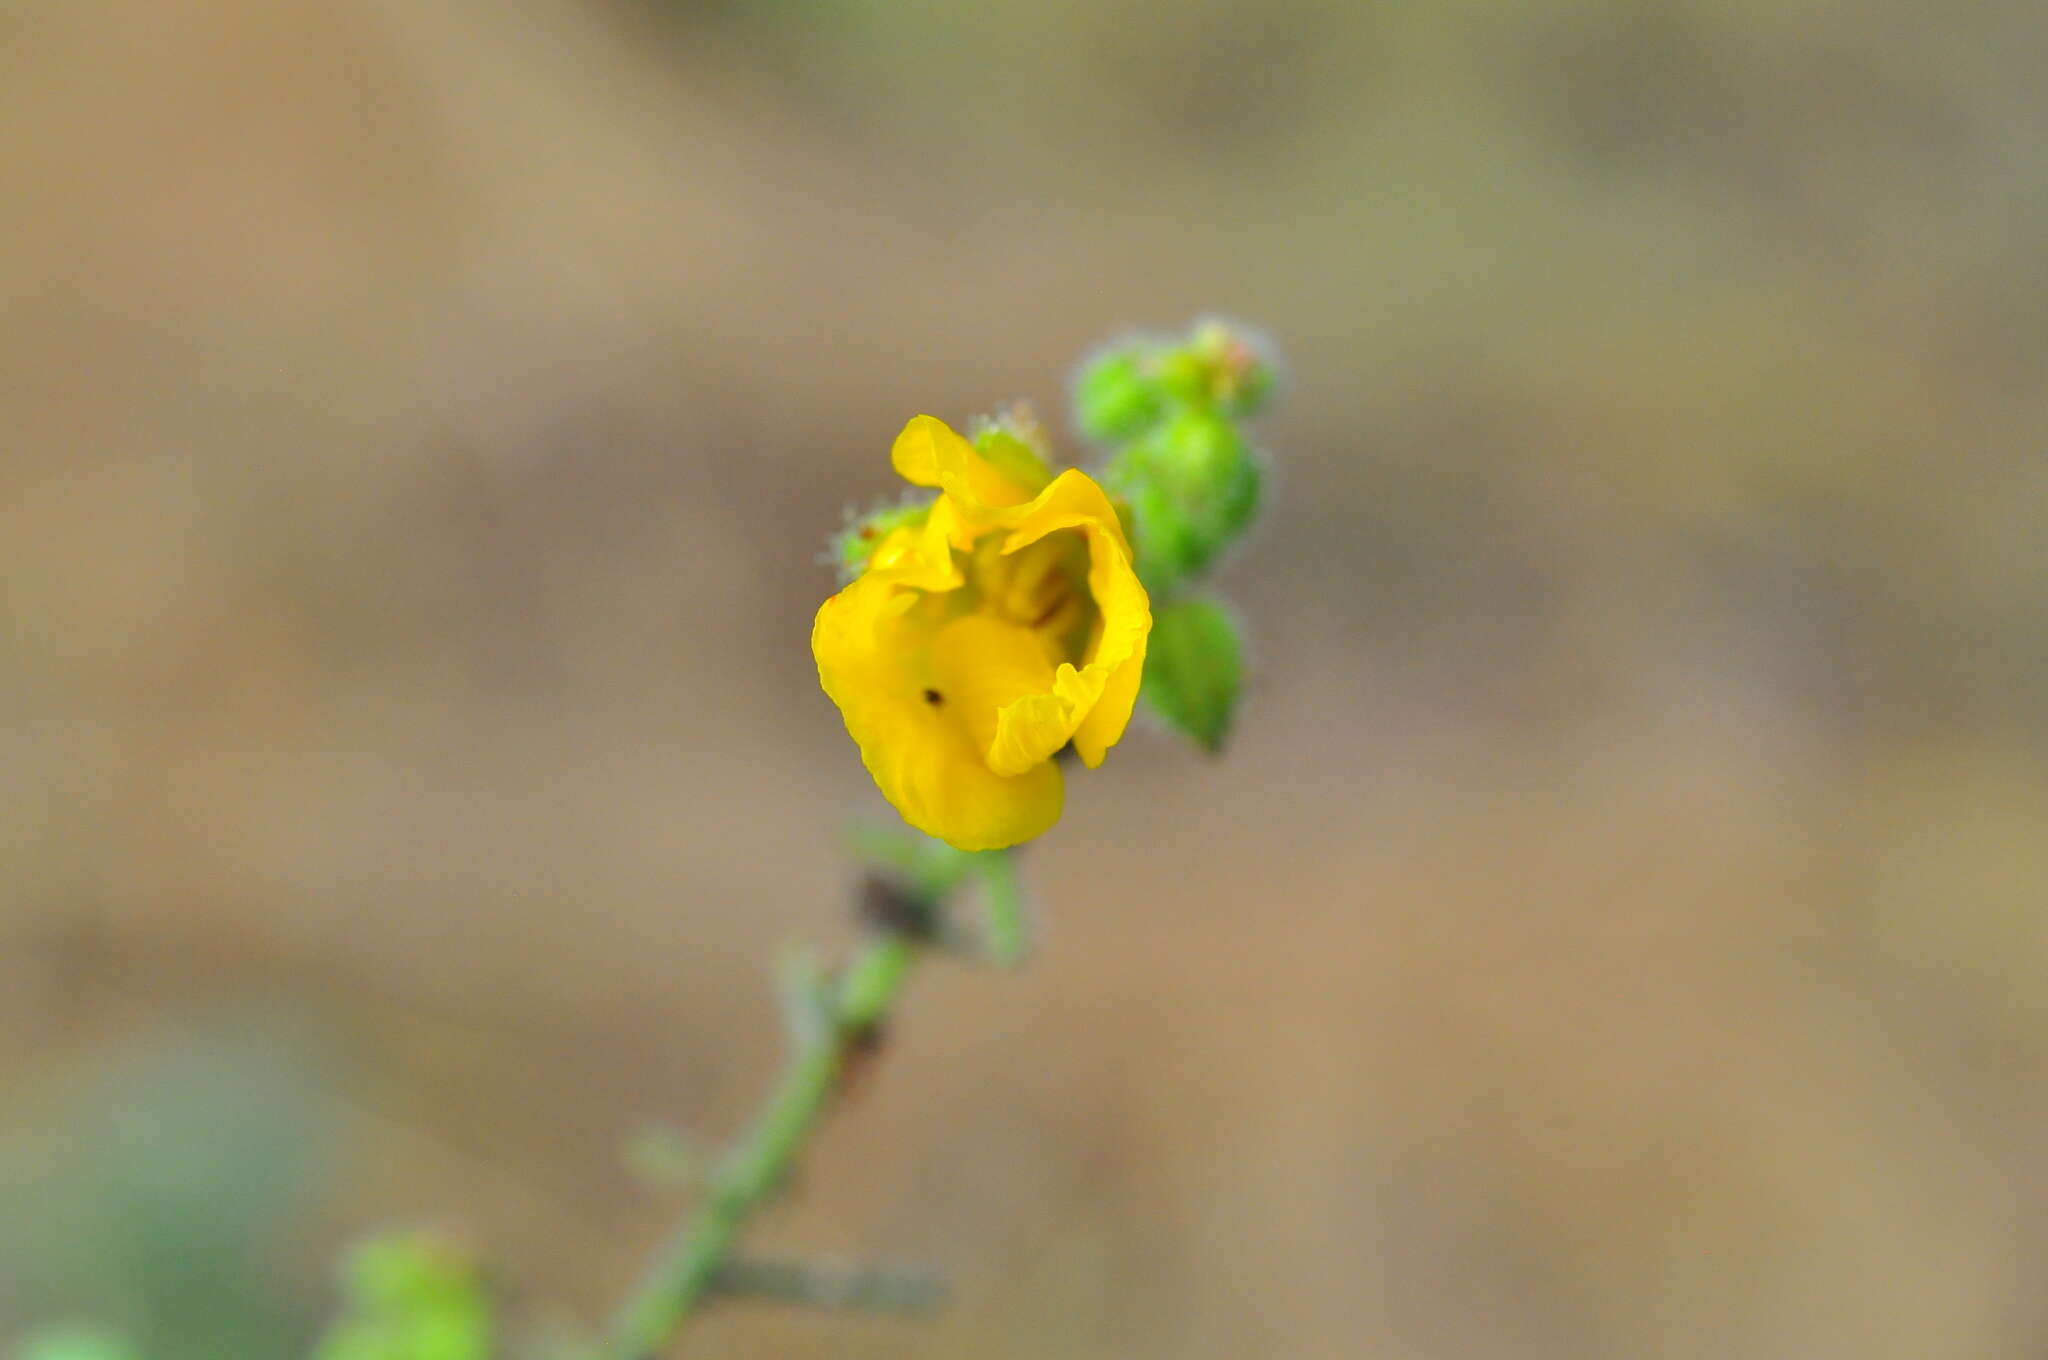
left=813, top=415, right=1152, bottom=851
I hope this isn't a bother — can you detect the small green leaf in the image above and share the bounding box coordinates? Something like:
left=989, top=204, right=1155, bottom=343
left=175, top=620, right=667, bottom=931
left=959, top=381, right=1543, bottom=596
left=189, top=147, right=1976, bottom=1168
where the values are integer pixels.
left=711, top=1254, right=947, bottom=1314
left=314, top=1229, right=491, bottom=1360
left=1140, top=597, right=1245, bottom=754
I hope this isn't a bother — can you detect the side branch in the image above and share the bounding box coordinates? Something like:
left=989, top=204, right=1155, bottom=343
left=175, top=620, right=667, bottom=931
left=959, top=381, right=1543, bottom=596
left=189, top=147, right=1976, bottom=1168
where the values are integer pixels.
left=600, top=933, right=917, bottom=1359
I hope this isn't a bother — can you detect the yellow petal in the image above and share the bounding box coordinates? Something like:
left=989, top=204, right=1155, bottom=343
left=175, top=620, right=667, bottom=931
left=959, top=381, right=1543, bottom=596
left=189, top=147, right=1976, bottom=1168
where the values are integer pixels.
left=1070, top=642, right=1144, bottom=768
left=996, top=471, right=1152, bottom=769
left=862, top=499, right=964, bottom=593
left=814, top=573, right=1064, bottom=851
left=1067, top=527, right=1150, bottom=767
left=891, top=415, right=1040, bottom=512
left=928, top=613, right=1061, bottom=775
left=998, top=468, right=1137, bottom=560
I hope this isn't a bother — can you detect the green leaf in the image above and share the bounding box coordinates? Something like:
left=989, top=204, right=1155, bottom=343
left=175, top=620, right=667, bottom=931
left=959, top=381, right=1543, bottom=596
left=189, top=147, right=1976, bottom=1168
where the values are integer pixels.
left=1139, top=597, right=1245, bottom=754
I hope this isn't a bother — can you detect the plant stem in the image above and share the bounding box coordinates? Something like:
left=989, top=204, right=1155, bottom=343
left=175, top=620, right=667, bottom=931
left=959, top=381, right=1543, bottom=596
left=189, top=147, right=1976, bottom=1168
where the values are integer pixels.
left=980, top=850, right=1029, bottom=969
left=600, top=934, right=918, bottom=1359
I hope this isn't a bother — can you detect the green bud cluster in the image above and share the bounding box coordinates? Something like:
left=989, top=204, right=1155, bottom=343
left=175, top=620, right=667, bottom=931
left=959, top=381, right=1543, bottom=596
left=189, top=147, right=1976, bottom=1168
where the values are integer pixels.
left=1078, top=320, right=1275, bottom=593
left=1115, top=409, right=1261, bottom=588
left=1073, top=320, right=1279, bottom=755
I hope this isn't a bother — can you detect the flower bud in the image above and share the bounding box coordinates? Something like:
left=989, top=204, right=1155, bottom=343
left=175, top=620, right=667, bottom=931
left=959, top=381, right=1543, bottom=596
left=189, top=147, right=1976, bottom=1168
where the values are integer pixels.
left=1152, top=347, right=1211, bottom=408
left=1077, top=322, right=1279, bottom=445
left=1072, top=346, right=1165, bottom=443
left=1188, top=318, right=1279, bottom=419
left=1112, top=409, right=1263, bottom=591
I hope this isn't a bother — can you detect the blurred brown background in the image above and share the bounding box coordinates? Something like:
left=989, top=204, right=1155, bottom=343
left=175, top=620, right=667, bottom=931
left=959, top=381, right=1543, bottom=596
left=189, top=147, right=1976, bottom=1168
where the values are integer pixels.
left=6, top=1, right=2048, bottom=1355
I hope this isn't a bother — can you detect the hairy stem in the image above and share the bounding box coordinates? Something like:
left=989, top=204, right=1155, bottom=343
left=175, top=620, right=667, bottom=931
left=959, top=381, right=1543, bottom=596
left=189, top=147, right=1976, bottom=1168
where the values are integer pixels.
left=600, top=933, right=917, bottom=1359
left=980, top=850, right=1029, bottom=969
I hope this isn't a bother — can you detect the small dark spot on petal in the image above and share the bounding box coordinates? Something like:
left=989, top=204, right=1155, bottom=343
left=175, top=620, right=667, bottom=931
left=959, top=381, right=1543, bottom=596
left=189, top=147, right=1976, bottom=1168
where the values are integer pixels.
left=923, top=688, right=944, bottom=706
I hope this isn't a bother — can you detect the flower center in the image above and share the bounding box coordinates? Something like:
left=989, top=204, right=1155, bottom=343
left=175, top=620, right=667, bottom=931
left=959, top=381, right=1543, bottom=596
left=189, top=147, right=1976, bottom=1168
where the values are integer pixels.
left=900, top=528, right=1094, bottom=766
left=966, top=531, right=1091, bottom=665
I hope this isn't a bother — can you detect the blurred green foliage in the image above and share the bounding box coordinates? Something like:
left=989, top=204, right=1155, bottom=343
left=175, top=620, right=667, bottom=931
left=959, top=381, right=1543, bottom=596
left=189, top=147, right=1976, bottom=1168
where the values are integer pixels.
left=0, top=1012, right=334, bottom=1360
left=10, top=1325, right=140, bottom=1360
left=312, top=1231, right=492, bottom=1360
